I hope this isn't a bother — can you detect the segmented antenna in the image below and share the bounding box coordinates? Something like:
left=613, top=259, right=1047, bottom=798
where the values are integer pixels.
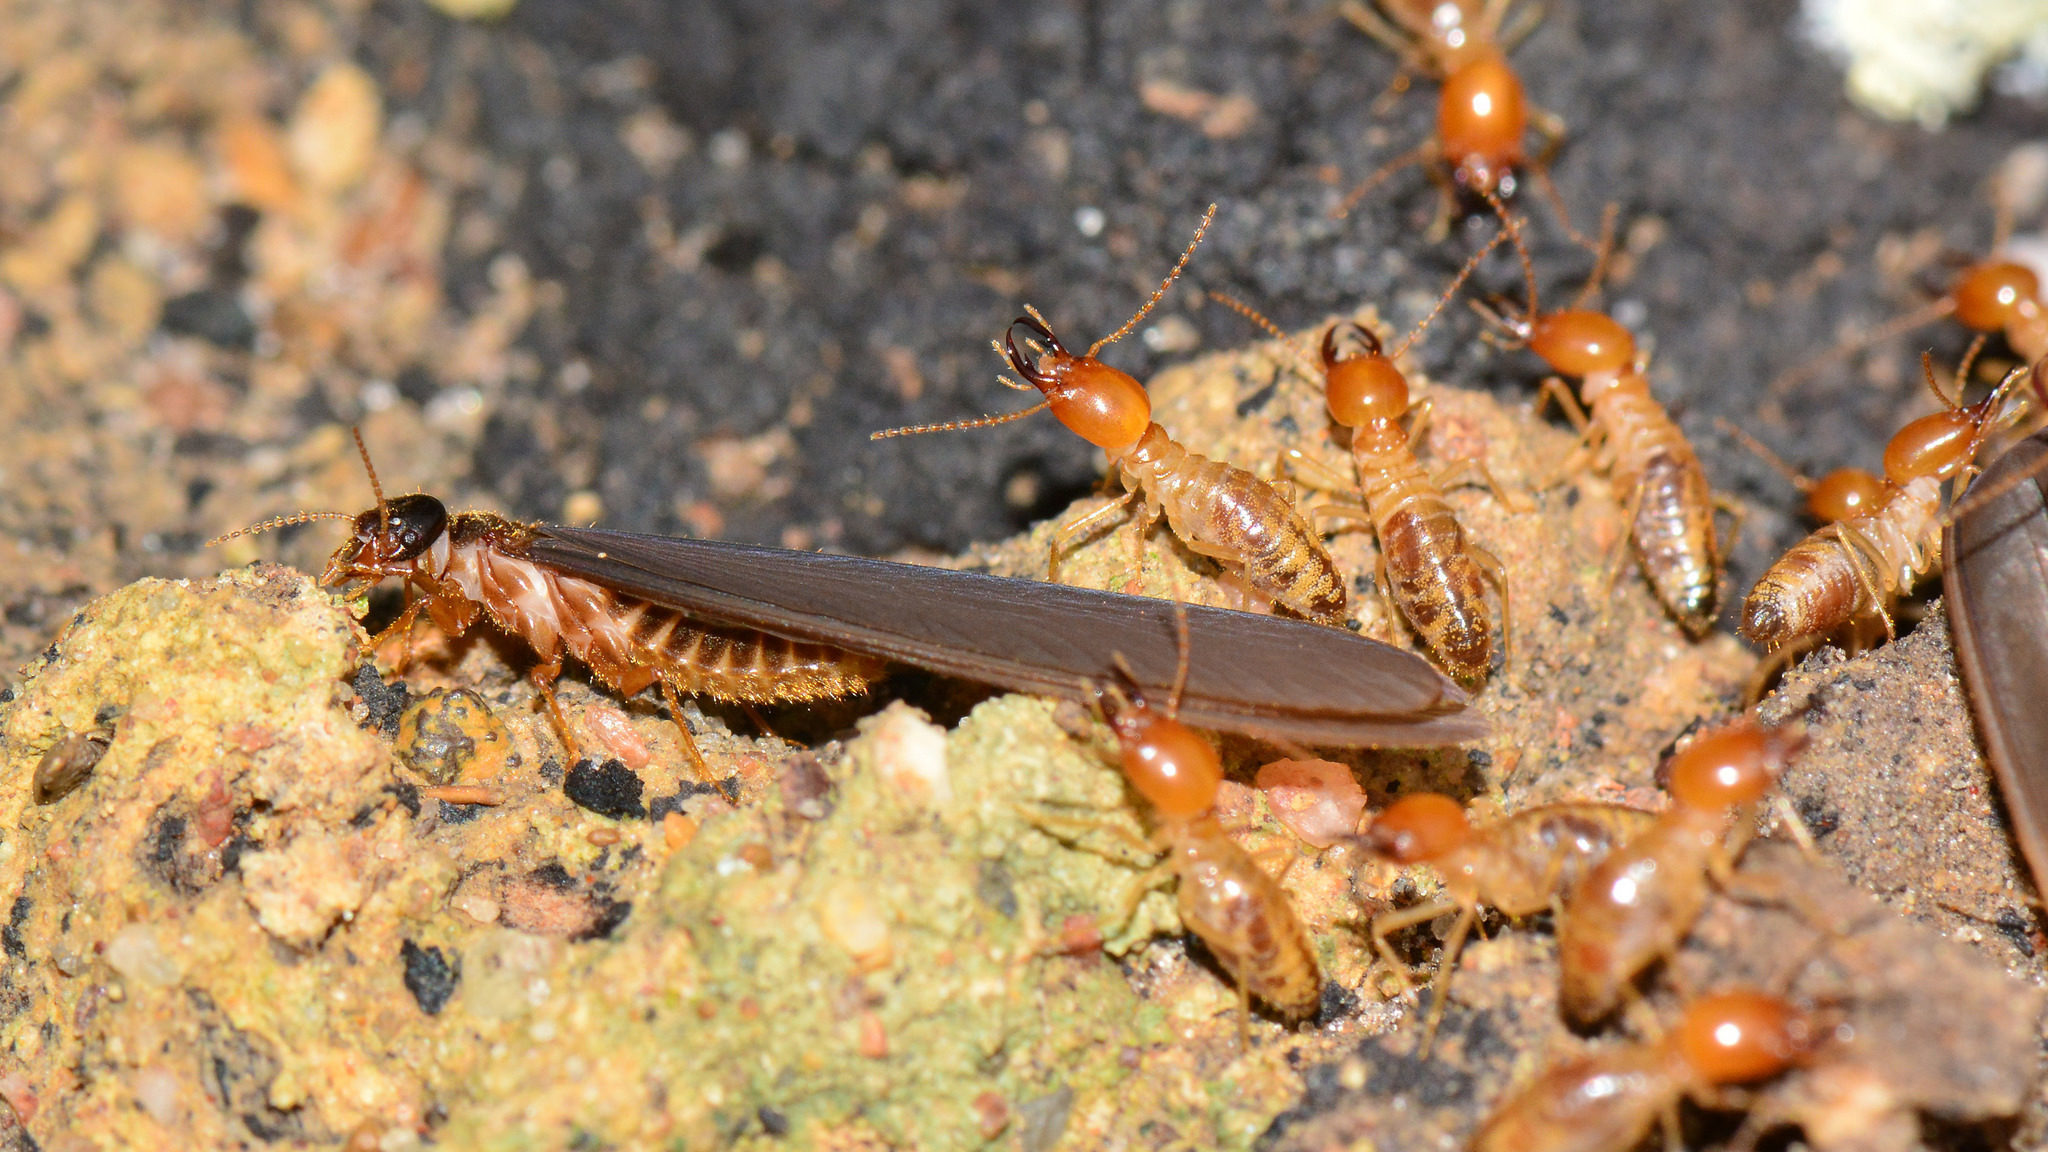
left=206, top=510, right=354, bottom=547
left=1088, top=203, right=1218, bottom=357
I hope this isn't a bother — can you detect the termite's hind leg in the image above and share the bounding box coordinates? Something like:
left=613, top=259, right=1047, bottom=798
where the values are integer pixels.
left=659, top=679, right=714, bottom=783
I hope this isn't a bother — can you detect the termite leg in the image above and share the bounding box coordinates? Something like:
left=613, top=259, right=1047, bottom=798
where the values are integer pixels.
left=1278, top=446, right=1358, bottom=495
left=1049, top=493, right=1139, bottom=584
left=1367, top=897, right=1458, bottom=996
left=657, top=679, right=713, bottom=782
left=1601, top=478, right=1650, bottom=603
left=1534, top=376, right=1592, bottom=434
left=528, top=658, right=583, bottom=765
left=1470, top=542, right=1516, bottom=680
left=1712, top=492, right=1748, bottom=564
left=367, top=593, right=428, bottom=669
left=1433, top=455, right=1534, bottom=514
left=1413, top=903, right=1475, bottom=1058
left=1769, top=793, right=1820, bottom=860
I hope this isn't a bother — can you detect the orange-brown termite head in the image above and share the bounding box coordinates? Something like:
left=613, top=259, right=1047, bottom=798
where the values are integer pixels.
left=1881, top=353, right=2031, bottom=485
left=1101, top=683, right=1224, bottom=821
left=1320, top=322, right=1412, bottom=427
left=1358, top=792, right=1471, bottom=864
left=1002, top=309, right=1153, bottom=456
left=1438, top=47, right=1528, bottom=198
left=1664, top=716, right=1806, bottom=812
left=1952, top=260, right=2043, bottom=334
left=319, top=493, right=451, bottom=590
left=1805, top=466, right=1885, bottom=522
left=1527, top=309, right=1637, bottom=378
left=1673, top=990, right=1824, bottom=1085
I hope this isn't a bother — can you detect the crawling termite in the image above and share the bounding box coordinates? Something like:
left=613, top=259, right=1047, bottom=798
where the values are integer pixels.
left=1471, top=989, right=1828, bottom=1152
left=1740, top=353, right=2033, bottom=652
left=1480, top=208, right=1722, bottom=636
left=1555, top=715, right=1806, bottom=1026
left=215, top=432, right=883, bottom=780
left=872, top=205, right=1349, bottom=625
left=1356, top=792, right=1655, bottom=1052
left=1333, top=0, right=1576, bottom=242
left=1211, top=230, right=1518, bottom=680
left=1039, top=627, right=1324, bottom=1026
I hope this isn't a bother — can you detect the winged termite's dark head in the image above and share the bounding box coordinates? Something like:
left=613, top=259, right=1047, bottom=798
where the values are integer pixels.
left=320, top=493, right=448, bottom=589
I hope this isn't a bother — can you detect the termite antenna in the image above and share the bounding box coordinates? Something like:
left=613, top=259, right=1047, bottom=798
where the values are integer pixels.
left=206, top=510, right=356, bottom=547
left=1087, top=203, right=1218, bottom=357
left=1206, top=291, right=1320, bottom=377
left=1564, top=203, right=1620, bottom=311
left=1331, top=142, right=1436, bottom=221
left=1389, top=225, right=1511, bottom=359
left=1715, top=417, right=1819, bottom=495
left=1167, top=600, right=1191, bottom=718
left=1949, top=357, right=2048, bottom=521
left=352, top=427, right=390, bottom=541
left=1765, top=297, right=1959, bottom=396
left=869, top=399, right=1053, bottom=440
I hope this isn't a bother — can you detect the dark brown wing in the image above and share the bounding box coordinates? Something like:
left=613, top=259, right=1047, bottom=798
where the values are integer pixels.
left=526, top=526, right=1484, bottom=747
left=1944, top=431, right=2048, bottom=898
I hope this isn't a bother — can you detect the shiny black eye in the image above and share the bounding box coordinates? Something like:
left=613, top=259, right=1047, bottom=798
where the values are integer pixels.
left=383, top=494, right=447, bottom=560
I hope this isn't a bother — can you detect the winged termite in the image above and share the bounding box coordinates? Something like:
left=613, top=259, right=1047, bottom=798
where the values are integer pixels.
left=1943, top=429, right=2048, bottom=901
left=215, top=435, right=1484, bottom=780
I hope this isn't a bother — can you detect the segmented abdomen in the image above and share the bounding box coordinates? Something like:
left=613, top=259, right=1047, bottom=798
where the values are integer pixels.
left=1595, top=389, right=1717, bottom=635
left=440, top=537, right=883, bottom=702
left=1357, top=448, right=1492, bottom=678
left=1169, top=814, right=1322, bottom=1020
left=1121, top=424, right=1347, bottom=624
left=1739, top=476, right=1940, bottom=650
left=1463, top=803, right=1659, bottom=917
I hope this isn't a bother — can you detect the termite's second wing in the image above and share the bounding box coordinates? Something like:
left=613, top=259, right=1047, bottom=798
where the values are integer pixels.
left=1945, top=431, right=2048, bottom=899
left=527, top=526, right=1484, bottom=747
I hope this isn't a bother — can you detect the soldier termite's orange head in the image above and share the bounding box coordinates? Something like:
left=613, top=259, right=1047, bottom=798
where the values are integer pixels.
left=1320, top=322, right=1411, bottom=426
left=1358, top=792, right=1471, bottom=863
left=319, top=493, right=449, bottom=590
left=1664, top=715, right=1806, bottom=812
left=1001, top=310, right=1152, bottom=455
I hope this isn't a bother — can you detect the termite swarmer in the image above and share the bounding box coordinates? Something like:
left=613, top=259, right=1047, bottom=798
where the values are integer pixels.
left=1740, top=353, right=2033, bottom=652
left=217, top=436, right=1481, bottom=783
left=1356, top=792, right=1655, bottom=1052
left=872, top=205, right=1349, bottom=625
left=214, top=433, right=883, bottom=779
left=1471, top=989, right=1828, bottom=1152
left=1554, top=715, right=1806, bottom=1026
left=1213, top=229, right=1518, bottom=681
left=1481, top=208, right=1722, bottom=636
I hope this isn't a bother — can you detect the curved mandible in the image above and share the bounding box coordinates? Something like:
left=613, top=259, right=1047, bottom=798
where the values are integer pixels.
left=1321, top=321, right=1385, bottom=369
left=1004, top=313, right=1064, bottom=385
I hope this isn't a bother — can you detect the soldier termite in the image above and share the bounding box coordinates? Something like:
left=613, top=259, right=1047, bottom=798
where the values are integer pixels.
left=1554, top=715, right=1807, bottom=1026
left=1739, top=354, right=2033, bottom=652
left=1333, top=0, right=1583, bottom=244
left=1944, top=428, right=2048, bottom=902
left=215, top=435, right=1484, bottom=782
left=1480, top=208, right=1722, bottom=636
left=1082, top=651, right=1325, bottom=1025
left=870, top=205, right=1350, bottom=625
left=1470, top=989, right=1827, bottom=1152
left=1354, top=793, right=1656, bottom=1053
left=1210, top=229, right=1517, bottom=681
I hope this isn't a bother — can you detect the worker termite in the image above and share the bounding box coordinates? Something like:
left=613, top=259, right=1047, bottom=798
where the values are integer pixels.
left=1470, top=989, right=1828, bottom=1152
left=1333, top=0, right=1576, bottom=241
left=1944, top=428, right=2048, bottom=902
left=216, top=436, right=1483, bottom=782
left=1355, top=793, right=1656, bottom=1051
left=1042, top=624, right=1323, bottom=1026
left=1739, top=353, right=2033, bottom=652
left=871, top=205, right=1350, bottom=625
left=1212, top=230, right=1517, bottom=680
left=1480, top=208, right=1722, bottom=635
left=1554, top=715, right=1807, bottom=1026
